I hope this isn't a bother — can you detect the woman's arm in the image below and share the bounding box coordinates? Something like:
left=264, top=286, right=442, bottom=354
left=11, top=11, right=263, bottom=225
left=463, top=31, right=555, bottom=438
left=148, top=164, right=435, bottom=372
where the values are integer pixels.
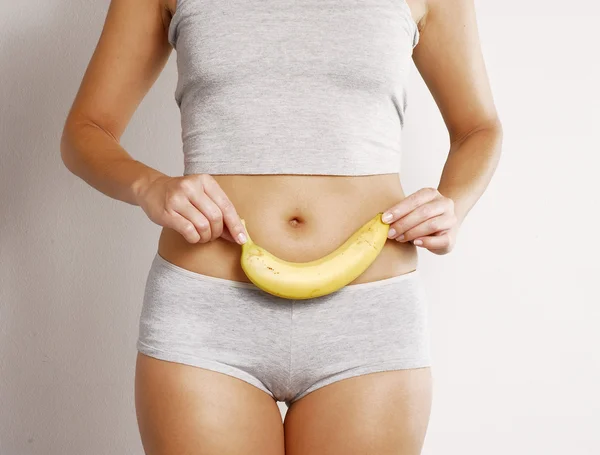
left=413, top=0, right=503, bottom=224
left=60, top=0, right=247, bottom=244
left=60, top=0, right=172, bottom=205
left=383, top=0, right=502, bottom=254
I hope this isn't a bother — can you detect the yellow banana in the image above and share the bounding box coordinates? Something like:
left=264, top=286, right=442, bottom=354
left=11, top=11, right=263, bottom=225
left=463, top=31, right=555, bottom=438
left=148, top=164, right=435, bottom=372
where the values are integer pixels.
left=239, top=212, right=390, bottom=300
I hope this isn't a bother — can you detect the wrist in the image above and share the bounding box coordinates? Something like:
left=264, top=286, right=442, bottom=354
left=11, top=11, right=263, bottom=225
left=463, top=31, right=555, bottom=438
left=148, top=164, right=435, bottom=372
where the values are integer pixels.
left=437, top=188, right=467, bottom=225
left=131, top=165, right=166, bottom=206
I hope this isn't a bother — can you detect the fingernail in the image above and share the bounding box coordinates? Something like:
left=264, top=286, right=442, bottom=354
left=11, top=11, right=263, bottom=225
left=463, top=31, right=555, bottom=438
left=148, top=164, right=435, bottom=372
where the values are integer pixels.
left=237, top=232, right=247, bottom=244
left=382, top=212, right=393, bottom=223
left=397, top=234, right=405, bottom=241
left=387, top=228, right=397, bottom=238
left=413, top=239, right=423, bottom=246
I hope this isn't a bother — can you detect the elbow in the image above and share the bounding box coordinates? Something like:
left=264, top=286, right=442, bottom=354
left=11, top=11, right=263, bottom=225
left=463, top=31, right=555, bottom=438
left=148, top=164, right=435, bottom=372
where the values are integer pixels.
left=476, top=116, right=504, bottom=144
left=450, top=115, right=503, bottom=148
left=489, top=116, right=504, bottom=156
left=59, top=121, right=81, bottom=176
left=489, top=116, right=503, bottom=142
left=482, top=116, right=503, bottom=157
left=478, top=117, right=503, bottom=163
left=448, top=116, right=504, bottom=166
left=59, top=128, right=74, bottom=174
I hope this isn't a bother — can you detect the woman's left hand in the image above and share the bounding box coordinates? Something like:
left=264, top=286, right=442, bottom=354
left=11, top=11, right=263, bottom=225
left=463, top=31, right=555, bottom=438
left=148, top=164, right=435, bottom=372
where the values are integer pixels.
left=382, top=187, right=460, bottom=255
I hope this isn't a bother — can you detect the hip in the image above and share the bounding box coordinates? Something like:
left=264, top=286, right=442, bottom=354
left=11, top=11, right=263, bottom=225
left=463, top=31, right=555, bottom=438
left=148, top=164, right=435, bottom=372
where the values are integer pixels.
left=137, top=251, right=432, bottom=403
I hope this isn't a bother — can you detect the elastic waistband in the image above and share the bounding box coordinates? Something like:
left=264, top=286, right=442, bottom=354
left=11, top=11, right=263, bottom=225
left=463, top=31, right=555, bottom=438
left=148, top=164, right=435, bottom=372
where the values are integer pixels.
left=153, top=252, right=420, bottom=292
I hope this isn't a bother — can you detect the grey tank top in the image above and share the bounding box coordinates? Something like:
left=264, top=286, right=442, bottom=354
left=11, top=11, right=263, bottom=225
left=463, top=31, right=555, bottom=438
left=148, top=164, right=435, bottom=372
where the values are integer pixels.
left=168, top=0, right=420, bottom=176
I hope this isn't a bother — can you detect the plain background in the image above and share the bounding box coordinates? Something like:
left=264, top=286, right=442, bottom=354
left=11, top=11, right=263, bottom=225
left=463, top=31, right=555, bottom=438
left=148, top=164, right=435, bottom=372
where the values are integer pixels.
left=1, top=0, right=599, bottom=453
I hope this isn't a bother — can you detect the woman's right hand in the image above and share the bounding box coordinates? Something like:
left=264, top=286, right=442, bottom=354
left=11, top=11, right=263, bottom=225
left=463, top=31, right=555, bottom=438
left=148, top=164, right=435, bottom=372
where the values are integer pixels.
left=135, top=173, right=248, bottom=245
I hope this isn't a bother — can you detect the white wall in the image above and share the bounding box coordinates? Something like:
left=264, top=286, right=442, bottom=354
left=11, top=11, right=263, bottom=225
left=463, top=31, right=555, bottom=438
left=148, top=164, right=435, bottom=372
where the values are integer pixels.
left=1, top=1, right=598, bottom=454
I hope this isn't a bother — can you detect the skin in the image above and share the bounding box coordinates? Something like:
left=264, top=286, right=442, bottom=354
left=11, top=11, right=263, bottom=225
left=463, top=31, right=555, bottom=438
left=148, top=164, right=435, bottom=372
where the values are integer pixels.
left=60, top=0, right=503, bottom=453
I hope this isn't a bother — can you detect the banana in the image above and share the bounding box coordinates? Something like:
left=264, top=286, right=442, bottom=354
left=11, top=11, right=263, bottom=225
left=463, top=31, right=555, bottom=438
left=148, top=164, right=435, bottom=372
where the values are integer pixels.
left=239, top=212, right=390, bottom=300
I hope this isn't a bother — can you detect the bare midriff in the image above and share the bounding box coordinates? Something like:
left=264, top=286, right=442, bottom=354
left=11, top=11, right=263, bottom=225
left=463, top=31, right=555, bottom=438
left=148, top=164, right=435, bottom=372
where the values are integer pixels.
left=157, top=174, right=418, bottom=285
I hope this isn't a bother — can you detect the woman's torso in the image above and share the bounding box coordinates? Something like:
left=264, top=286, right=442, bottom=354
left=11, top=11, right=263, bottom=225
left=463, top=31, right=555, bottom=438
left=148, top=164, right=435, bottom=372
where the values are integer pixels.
left=159, top=0, right=423, bottom=284
left=158, top=174, right=418, bottom=285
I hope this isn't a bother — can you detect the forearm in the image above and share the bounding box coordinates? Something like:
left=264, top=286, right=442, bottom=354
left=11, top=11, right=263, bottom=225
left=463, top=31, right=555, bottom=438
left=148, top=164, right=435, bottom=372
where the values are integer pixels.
left=437, top=120, right=503, bottom=224
left=60, top=120, right=166, bottom=206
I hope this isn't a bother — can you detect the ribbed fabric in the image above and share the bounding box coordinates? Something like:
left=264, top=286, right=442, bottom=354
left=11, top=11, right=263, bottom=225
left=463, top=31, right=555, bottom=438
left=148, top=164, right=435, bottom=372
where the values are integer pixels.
left=168, top=0, right=419, bottom=175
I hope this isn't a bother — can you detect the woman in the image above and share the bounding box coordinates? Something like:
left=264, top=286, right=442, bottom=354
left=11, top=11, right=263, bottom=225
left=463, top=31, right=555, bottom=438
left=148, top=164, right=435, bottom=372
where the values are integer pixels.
left=60, top=0, right=502, bottom=453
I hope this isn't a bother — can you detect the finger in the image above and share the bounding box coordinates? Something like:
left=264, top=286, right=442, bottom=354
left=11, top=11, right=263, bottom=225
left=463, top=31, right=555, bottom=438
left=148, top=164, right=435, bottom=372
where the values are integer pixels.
left=382, top=187, right=439, bottom=224
left=220, top=228, right=236, bottom=243
left=188, top=191, right=223, bottom=241
left=413, top=232, right=451, bottom=251
left=399, top=214, right=456, bottom=242
left=175, top=201, right=212, bottom=243
left=165, top=211, right=201, bottom=244
left=200, top=175, right=247, bottom=244
left=387, top=200, right=447, bottom=240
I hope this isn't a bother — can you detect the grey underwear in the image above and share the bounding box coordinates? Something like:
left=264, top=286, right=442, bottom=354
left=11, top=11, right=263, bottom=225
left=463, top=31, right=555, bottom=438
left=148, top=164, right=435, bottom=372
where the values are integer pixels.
left=137, top=253, right=432, bottom=408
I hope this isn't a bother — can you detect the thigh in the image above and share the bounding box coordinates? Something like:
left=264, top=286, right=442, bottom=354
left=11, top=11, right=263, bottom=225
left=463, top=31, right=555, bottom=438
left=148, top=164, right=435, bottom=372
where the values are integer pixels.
left=135, top=352, right=285, bottom=455
left=283, top=367, right=432, bottom=455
